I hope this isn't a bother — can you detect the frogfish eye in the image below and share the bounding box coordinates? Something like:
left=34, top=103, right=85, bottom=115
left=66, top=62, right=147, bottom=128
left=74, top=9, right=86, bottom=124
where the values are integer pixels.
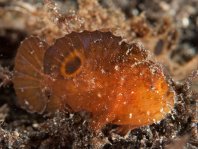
left=60, top=51, right=83, bottom=77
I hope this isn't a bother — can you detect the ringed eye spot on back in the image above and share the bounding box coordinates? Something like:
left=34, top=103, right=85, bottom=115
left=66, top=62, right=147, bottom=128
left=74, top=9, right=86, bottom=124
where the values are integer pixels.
left=60, top=51, right=84, bottom=78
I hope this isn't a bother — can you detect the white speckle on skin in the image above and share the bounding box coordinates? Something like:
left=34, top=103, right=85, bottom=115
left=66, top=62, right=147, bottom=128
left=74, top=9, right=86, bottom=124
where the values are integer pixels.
left=25, top=100, right=29, bottom=106
left=160, top=108, right=164, bottom=113
left=30, top=50, right=35, bottom=54
left=114, top=65, right=120, bottom=71
left=153, top=119, right=156, bottom=123
left=97, top=93, right=102, bottom=98
left=39, top=42, right=44, bottom=48
left=129, top=113, right=133, bottom=119
left=121, top=77, right=125, bottom=81
left=101, top=69, right=105, bottom=74
left=120, top=76, right=126, bottom=86
left=118, top=93, right=123, bottom=96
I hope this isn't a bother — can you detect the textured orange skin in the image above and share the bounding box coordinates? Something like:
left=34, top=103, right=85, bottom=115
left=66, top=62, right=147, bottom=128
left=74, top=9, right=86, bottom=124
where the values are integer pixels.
left=13, top=31, right=175, bottom=134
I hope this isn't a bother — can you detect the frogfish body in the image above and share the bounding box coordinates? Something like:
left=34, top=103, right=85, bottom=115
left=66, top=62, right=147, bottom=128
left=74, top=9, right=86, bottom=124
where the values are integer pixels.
left=13, top=31, right=175, bottom=134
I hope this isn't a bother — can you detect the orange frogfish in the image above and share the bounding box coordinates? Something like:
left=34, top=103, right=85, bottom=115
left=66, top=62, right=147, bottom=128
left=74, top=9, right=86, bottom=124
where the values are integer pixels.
left=13, top=31, right=175, bottom=134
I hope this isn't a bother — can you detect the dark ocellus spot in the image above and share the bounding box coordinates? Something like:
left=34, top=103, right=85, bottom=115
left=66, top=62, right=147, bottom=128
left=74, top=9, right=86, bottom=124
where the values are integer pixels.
left=154, top=39, right=164, bottom=55
left=65, top=56, right=81, bottom=74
